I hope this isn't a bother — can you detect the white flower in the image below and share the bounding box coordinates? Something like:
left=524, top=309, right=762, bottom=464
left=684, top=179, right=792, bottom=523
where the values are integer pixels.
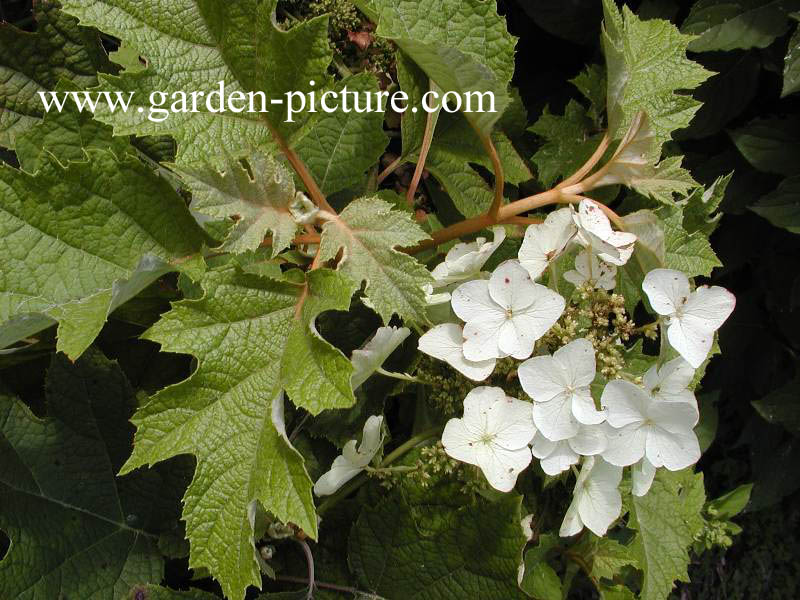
left=314, top=415, right=384, bottom=496
left=451, top=260, right=565, bottom=361
left=518, top=338, right=605, bottom=441
left=531, top=424, right=607, bottom=475
left=518, top=208, right=577, bottom=279
left=431, top=226, right=505, bottom=286
left=600, top=379, right=700, bottom=471
left=631, top=457, right=657, bottom=497
left=560, top=457, right=622, bottom=537
left=643, top=356, right=698, bottom=419
left=442, top=386, right=535, bottom=492
left=564, top=249, right=617, bottom=291
left=350, top=326, right=411, bottom=390
left=573, top=199, right=637, bottom=266
left=642, top=268, right=735, bottom=368
left=418, top=323, right=496, bottom=381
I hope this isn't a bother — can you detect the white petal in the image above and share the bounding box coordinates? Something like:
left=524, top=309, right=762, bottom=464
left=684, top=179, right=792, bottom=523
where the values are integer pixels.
left=667, top=316, right=713, bottom=369
left=575, top=458, right=623, bottom=536
left=533, top=392, right=579, bottom=441
left=683, top=285, right=736, bottom=332
left=462, top=386, right=507, bottom=432
left=631, top=458, right=657, bottom=497
left=475, top=443, right=532, bottom=492
left=568, top=424, right=608, bottom=456
left=601, top=380, right=649, bottom=428
left=530, top=430, right=558, bottom=459
left=554, top=338, right=596, bottom=387
left=462, top=311, right=508, bottom=361
left=434, top=226, right=506, bottom=285
left=648, top=399, right=699, bottom=433
left=497, top=316, right=538, bottom=360
left=351, top=327, right=411, bottom=390
left=418, top=323, right=496, bottom=381
left=487, top=396, right=536, bottom=451
left=518, top=355, right=569, bottom=403
left=646, top=427, right=700, bottom=471
left=441, top=418, right=480, bottom=465
left=601, top=422, right=647, bottom=466
left=642, top=268, right=690, bottom=316
left=357, top=415, right=385, bottom=463
left=559, top=496, right=585, bottom=537
left=571, top=388, right=606, bottom=425
left=539, top=441, right=579, bottom=475
left=518, top=208, right=577, bottom=279
left=451, top=279, right=496, bottom=323
left=314, top=455, right=363, bottom=496
left=511, top=286, right=566, bottom=342
left=488, top=260, right=538, bottom=312
left=565, top=250, right=618, bottom=290
left=643, top=357, right=694, bottom=397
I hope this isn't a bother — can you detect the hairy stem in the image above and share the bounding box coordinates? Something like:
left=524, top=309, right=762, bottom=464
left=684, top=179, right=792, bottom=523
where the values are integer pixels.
left=481, top=134, right=506, bottom=221
left=406, top=87, right=441, bottom=206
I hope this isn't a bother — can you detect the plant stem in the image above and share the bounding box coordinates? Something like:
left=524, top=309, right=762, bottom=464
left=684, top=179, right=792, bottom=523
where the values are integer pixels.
left=557, top=133, right=609, bottom=189
left=406, top=87, right=440, bottom=206
left=377, top=155, right=403, bottom=184
left=275, top=575, right=367, bottom=595
left=481, top=134, right=505, bottom=221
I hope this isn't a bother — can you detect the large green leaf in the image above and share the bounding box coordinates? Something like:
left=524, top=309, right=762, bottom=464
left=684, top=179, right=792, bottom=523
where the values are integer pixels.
left=0, top=150, right=208, bottom=358
left=354, top=0, right=516, bottom=135
left=728, top=116, right=800, bottom=176
left=683, top=0, right=800, bottom=52
left=601, top=0, right=711, bottom=150
left=121, top=265, right=357, bottom=600
left=0, top=350, right=188, bottom=599
left=319, top=197, right=432, bottom=323
left=628, top=470, right=706, bottom=600
left=61, top=0, right=386, bottom=192
left=0, top=3, right=114, bottom=149
left=176, top=151, right=300, bottom=255
left=750, top=175, right=800, bottom=233
left=783, top=15, right=800, bottom=97
left=660, top=206, right=722, bottom=277
left=348, top=494, right=526, bottom=599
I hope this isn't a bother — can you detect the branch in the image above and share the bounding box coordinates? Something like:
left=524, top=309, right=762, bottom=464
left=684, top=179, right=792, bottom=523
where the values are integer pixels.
left=481, top=134, right=505, bottom=221
left=557, top=133, right=609, bottom=189
left=406, top=85, right=441, bottom=205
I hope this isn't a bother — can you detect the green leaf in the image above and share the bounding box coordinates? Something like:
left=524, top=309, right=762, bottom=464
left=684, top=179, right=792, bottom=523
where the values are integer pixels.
left=750, top=175, right=800, bottom=233
left=127, top=585, right=220, bottom=600
left=683, top=0, right=800, bottom=52
left=122, top=266, right=358, bottom=600
left=292, top=72, right=389, bottom=195
left=0, top=3, right=114, bottom=149
left=15, top=80, right=132, bottom=172
left=570, top=64, right=607, bottom=124
left=659, top=205, right=722, bottom=277
left=628, top=470, right=706, bottom=600
left=729, top=116, right=800, bottom=176
left=783, top=15, right=800, bottom=97
left=60, top=0, right=334, bottom=168
left=176, top=151, right=300, bottom=255
left=752, top=376, right=800, bottom=433
left=0, top=350, right=186, bottom=599
left=529, top=100, right=605, bottom=188
left=348, top=494, right=527, bottom=599
left=707, top=483, right=753, bottom=520
left=0, top=150, right=208, bottom=358
left=683, top=173, right=731, bottom=236
left=354, top=0, right=516, bottom=135
left=601, top=0, right=711, bottom=150
left=319, top=197, right=432, bottom=323
left=520, top=533, right=561, bottom=599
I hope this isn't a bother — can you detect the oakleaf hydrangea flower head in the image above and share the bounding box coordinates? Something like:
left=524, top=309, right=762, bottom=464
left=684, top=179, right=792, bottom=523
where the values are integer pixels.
left=350, top=326, right=410, bottom=390
left=441, top=386, right=535, bottom=492
left=518, top=338, right=605, bottom=441
left=601, top=379, right=700, bottom=472
left=642, top=268, right=735, bottom=368
left=531, top=424, right=607, bottom=475
left=518, top=208, right=576, bottom=279
left=314, top=415, right=384, bottom=496
left=560, top=456, right=622, bottom=537
left=564, top=249, right=617, bottom=291
left=431, top=226, right=505, bottom=286
left=418, top=323, right=496, bottom=381
left=573, top=199, right=637, bottom=266
left=452, top=260, right=565, bottom=361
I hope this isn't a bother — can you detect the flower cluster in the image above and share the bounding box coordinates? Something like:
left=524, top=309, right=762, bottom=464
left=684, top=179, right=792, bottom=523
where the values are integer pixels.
left=414, top=199, right=736, bottom=539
